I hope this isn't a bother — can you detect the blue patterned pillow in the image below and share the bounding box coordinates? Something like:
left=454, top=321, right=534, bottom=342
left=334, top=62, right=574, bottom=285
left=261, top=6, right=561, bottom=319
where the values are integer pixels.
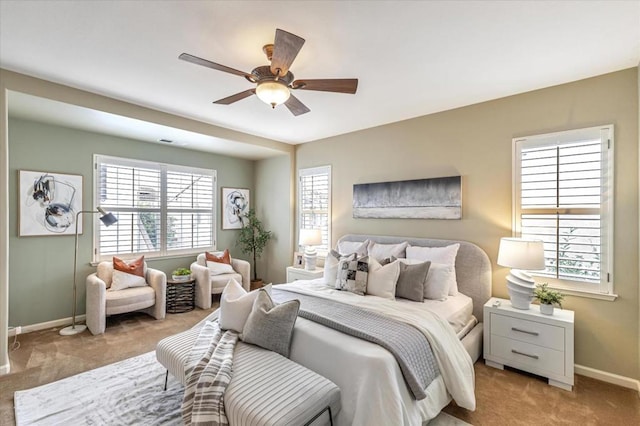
left=336, top=255, right=369, bottom=295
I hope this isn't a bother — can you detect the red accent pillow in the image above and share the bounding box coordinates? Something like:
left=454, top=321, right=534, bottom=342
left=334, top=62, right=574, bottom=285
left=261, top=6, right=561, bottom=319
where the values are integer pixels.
left=113, top=256, right=145, bottom=277
left=206, top=249, right=231, bottom=265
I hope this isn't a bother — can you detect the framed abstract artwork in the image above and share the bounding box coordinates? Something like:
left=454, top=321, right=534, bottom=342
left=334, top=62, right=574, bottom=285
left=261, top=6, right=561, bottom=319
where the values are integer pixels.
left=19, top=170, right=84, bottom=236
left=221, top=187, right=250, bottom=230
left=353, top=176, right=462, bottom=220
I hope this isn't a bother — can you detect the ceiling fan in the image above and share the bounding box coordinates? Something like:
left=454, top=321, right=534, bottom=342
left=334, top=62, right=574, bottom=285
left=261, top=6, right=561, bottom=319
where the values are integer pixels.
left=179, top=28, right=358, bottom=116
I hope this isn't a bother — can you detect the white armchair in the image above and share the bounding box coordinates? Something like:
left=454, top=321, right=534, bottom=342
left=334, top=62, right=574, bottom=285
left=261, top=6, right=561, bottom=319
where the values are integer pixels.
left=190, top=253, right=250, bottom=309
left=86, top=261, right=166, bottom=335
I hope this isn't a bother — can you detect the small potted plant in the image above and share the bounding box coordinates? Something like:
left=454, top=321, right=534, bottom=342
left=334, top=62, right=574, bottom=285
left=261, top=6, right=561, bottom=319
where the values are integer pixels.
left=172, top=267, right=192, bottom=282
left=534, top=283, right=564, bottom=315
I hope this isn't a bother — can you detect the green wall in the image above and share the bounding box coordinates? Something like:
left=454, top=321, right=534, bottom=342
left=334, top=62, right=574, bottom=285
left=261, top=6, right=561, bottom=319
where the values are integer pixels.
left=254, top=154, right=292, bottom=285
left=8, top=117, right=254, bottom=327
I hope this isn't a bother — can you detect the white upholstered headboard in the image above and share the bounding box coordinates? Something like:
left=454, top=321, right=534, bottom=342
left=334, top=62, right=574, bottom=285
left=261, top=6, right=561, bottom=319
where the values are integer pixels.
left=336, top=234, right=492, bottom=322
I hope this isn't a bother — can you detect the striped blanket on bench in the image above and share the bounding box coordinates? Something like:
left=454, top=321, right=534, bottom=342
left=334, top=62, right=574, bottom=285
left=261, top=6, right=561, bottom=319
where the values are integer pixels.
left=182, top=320, right=238, bottom=425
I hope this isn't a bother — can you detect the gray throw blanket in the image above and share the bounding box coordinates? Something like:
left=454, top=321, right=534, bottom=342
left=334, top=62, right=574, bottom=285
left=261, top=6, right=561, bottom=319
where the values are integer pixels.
left=271, top=288, right=440, bottom=400
left=182, top=320, right=239, bottom=426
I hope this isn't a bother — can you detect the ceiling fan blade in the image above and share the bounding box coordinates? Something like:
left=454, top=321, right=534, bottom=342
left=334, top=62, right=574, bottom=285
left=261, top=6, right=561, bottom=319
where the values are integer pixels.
left=291, top=79, right=358, bottom=94
left=179, top=53, right=255, bottom=80
left=270, top=29, right=305, bottom=77
left=284, top=94, right=310, bottom=116
left=213, top=89, right=256, bottom=105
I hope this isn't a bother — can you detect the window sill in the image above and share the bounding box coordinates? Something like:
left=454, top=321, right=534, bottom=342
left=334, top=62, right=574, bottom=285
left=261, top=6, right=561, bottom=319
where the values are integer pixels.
left=90, top=252, right=207, bottom=267
left=546, top=285, right=618, bottom=302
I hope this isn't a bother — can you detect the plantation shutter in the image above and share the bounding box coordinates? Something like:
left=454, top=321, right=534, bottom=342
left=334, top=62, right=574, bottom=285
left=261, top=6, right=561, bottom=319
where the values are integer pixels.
left=166, top=170, right=214, bottom=251
left=97, top=160, right=162, bottom=257
left=514, top=125, right=613, bottom=293
left=95, top=155, right=216, bottom=261
left=298, top=166, right=331, bottom=253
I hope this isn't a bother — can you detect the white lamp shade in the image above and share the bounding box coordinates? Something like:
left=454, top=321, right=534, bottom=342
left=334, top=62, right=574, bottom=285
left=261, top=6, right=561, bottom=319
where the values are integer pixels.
left=256, top=80, right=290, bottom=107
left=497, top=237, right=545, bottom=270
left=299, top=229, right=322, bottom=246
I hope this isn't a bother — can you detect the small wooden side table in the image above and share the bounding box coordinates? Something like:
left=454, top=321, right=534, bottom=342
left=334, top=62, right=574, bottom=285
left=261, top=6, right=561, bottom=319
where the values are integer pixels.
left=166, top=278, right=196, bottom=313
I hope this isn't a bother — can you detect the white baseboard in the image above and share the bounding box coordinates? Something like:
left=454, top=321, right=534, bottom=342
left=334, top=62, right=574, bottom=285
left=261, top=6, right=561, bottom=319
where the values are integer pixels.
left=0, top=362, right=9, bottom=375
left=575, top=364, right=640, bottom=393
left=8, top=315, right=86, bottom=337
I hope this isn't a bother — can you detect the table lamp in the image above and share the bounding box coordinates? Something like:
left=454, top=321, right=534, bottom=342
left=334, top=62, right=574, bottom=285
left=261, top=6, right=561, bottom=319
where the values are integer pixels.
left=299, top=229, right=322, bottom=271
left=497, top=237, right=545, bottom=310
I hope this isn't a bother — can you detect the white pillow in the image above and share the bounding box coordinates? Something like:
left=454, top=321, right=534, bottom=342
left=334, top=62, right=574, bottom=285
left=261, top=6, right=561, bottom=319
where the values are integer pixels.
left=406, top=244, right=460, bottom=295
left=423, top=263, right=453, bottom=300
left=323, top=250, right=341, bottom=285
left=218, top=278, right=272, bottom=333
left=337, top=239, right=369, bottom=256
left=109, top=269, right=147, bottom=291
left=206, top=260, right=235, bottom=276
left=367, top=241, right=408, bottom=262
left=367, top=258, right=400, bottom=300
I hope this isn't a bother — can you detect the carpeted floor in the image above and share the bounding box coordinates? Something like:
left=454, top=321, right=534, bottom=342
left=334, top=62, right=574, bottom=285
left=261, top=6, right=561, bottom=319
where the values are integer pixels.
left=12, top=350, right=468, bottom=426
left=2, top=304, right=640, bottom=426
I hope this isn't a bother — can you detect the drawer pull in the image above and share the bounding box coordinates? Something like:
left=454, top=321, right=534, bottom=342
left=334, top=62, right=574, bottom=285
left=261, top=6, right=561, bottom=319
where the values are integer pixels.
left=511, top=349, right=539, bottom=359
left=511, top=327, right=539, bottom=336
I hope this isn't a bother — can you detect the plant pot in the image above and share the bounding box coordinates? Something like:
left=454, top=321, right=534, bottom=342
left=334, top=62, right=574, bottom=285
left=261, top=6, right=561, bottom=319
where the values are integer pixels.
left=250, top=279, right=264, bottom=291
left=540, top=303, right=554, bottom=315
left=172, top=274, right=192, bottom=282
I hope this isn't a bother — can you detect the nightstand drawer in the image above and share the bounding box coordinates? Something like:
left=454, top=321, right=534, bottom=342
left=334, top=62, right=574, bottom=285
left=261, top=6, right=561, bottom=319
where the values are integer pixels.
left=286, top=266, right=324, bottom=282
left=491, top=335, right=565, bottom=376
left=491, top=313, right=564, bottom=351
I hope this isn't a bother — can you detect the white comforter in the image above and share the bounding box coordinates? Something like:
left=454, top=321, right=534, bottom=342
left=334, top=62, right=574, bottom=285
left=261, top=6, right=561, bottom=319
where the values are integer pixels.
left=278, top=279, right=476, bottom=426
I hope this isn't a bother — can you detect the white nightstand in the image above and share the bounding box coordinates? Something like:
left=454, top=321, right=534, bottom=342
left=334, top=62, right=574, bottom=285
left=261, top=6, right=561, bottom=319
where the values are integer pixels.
left=483, top=297, right=574, bottom=391
left=286, top=266, right=323, bottom=282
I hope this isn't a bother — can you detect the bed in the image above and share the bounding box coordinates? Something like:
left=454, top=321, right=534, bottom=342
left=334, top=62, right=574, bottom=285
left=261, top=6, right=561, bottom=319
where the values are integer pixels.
left=158, top=234, right=491, bottom=425
left=281, top=234, right=491, bottom=425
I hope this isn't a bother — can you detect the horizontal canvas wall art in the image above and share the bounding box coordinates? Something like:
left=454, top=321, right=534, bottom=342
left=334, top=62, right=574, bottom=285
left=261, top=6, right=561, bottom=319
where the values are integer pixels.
left=353, top=176, right=461, bottom=219
left=19, top=170, right=84, bottom=236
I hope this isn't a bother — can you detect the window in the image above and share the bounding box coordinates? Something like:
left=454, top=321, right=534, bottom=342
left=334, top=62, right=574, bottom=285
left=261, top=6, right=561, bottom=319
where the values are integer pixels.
left=298, top=166, right=331, bottom=254
left=94, top=155, right=216, bottom=261
left=513, top=125, right=613, bottom=297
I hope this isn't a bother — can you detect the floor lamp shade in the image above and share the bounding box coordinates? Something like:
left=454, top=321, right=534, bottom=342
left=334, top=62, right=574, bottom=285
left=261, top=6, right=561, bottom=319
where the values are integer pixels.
left=59, top=207, right=118, bottom=336
left=299, top=229, right=322, bottom=271
left=497, top=237, right=545, bottom=310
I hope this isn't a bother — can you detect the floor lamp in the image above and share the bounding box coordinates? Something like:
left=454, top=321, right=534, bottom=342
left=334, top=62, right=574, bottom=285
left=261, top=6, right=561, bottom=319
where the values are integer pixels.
left=60, top=207, right=117, bottom=336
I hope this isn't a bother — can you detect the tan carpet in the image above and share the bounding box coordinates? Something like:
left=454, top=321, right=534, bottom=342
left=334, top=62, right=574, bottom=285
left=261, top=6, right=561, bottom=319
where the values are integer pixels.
left=2, top=304, right=639, bottom=426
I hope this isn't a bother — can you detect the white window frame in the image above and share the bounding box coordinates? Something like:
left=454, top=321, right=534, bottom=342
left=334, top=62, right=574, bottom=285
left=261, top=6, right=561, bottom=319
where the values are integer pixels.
left=297, top=165, right=332, bottom=256
left=512, top=125, right=615, bottom=300
left=93, top=154, right=216, bottom=262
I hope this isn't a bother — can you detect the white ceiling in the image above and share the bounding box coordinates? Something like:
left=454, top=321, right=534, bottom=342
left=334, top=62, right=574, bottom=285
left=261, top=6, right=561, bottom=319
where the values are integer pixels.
left=1, top=1, right=639, bottom=149
left=7, top=91, right=285, bottom=160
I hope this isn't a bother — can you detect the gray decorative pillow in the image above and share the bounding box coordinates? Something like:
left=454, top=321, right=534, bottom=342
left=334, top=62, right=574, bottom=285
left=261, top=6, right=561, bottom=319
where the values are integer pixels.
left=395, top=260, right=431, bottom=302
left=336, top=255, right=369, bottom=295
left=241, top=289, right=300, bottom=358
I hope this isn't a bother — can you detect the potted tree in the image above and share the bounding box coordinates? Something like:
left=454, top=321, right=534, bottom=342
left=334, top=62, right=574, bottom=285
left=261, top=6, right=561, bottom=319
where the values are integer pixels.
left=236, top=208, right=273, bottom=289
left=533, top=283, right=564, bottom=315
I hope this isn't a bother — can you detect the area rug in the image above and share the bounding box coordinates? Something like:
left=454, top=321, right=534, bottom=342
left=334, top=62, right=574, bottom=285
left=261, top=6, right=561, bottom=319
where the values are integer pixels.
left=14, top=351, right=471, bottom=425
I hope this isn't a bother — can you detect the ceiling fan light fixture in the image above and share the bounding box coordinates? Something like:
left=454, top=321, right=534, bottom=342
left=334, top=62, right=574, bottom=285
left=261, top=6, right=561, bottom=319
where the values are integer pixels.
left=256, top=80, right=290, bottom=108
